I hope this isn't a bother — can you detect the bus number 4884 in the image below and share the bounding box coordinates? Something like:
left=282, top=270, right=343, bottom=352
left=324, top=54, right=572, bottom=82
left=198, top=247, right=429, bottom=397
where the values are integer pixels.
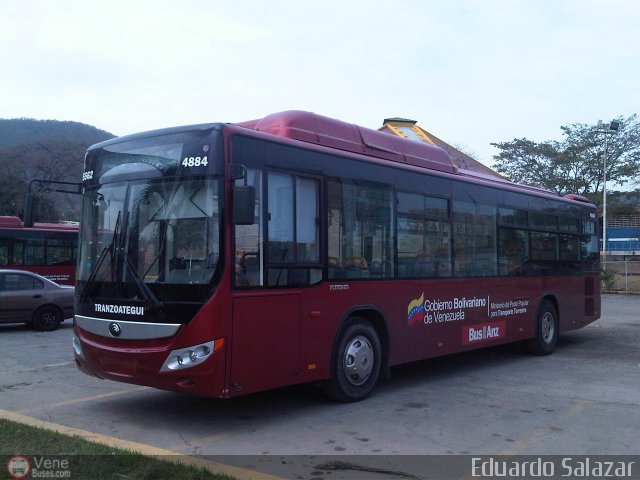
left=182, top=156, right=208, bottom=167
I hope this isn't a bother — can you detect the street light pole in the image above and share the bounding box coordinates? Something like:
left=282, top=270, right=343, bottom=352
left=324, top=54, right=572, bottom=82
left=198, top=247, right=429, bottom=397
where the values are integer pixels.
left=603, top=131, right=609, bottom=266
left=596, top=120, right=620, bottom=267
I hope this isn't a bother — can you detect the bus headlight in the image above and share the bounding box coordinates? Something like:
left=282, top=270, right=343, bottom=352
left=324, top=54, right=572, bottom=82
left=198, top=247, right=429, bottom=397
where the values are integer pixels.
left=72, top=334, right=84, bottom=359
left=160, top=339, right=223, bottom=372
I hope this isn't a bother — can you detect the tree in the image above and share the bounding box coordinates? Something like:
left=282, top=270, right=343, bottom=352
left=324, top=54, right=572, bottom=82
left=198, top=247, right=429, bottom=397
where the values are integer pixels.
left=0, top=119, right=114, bottom=222
left=0, top=138, right=84, bottom=222
left=491, top=114, right=640, bottom=205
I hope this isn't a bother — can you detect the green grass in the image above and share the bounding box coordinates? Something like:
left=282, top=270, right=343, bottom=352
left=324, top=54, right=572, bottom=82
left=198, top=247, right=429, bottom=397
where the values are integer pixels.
left=0, top=419, right=233, bottom=479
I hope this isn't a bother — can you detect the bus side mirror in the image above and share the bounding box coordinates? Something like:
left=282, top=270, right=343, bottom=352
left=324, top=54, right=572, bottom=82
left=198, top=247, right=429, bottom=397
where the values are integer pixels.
left=23, top=193, right=38, bottom=227
left=233, top=185, right=256, bottom=225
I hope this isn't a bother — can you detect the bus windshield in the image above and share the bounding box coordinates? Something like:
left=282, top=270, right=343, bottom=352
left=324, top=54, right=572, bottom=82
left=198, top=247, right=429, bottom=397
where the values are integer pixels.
left=77, top=129, right=223, bottom=308
left=78, top=177, right=221, bottom=305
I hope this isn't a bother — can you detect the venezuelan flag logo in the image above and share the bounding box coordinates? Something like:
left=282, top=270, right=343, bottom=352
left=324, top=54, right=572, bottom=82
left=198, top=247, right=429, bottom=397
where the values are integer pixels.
left=407, top=293, right=425, bottom=327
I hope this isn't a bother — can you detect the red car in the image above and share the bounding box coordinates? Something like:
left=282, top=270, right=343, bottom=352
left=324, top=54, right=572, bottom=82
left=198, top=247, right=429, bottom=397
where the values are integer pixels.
left=0, top=269, right=74, bottom=331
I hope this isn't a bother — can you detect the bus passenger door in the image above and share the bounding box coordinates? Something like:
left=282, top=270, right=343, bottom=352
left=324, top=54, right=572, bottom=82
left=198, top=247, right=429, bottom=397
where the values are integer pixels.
left=230, top=169, right=321, bottom=395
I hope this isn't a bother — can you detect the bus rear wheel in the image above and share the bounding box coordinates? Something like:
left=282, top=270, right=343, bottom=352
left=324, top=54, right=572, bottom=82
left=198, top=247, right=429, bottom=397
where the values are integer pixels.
left=525, top=300, right=558, bottom=355
left=323, top=319, right=382, bottom=402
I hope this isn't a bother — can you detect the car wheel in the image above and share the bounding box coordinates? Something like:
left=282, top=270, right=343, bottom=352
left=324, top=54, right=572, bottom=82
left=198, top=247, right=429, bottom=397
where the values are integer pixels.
left=323, top=318, right=382, bottom=402
left=32, top=306, right=62, bottom=331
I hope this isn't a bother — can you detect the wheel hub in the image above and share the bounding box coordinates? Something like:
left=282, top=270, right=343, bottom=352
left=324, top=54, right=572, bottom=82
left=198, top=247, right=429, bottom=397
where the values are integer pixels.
left=541, top=312, right=555, bottom=343
left=343, top=335, right=374, bottom=386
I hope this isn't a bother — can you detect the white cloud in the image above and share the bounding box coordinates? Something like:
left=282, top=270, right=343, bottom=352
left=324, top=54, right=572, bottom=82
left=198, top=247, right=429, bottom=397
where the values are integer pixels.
left=1, top=0, right=638, bottom=166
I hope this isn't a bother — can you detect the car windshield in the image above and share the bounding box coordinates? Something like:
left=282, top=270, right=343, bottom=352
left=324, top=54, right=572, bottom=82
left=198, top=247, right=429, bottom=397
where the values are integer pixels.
left=77, top=176, right=221, bottom=304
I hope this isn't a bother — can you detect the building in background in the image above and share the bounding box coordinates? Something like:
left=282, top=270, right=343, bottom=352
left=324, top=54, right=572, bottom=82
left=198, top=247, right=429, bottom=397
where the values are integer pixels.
left=379, top=117, right=502, bottom=179
left=606, top=215, right=640, bottom=256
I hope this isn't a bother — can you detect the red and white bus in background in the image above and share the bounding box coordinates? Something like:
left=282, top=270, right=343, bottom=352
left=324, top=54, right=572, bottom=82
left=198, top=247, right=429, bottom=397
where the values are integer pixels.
left=72, top=111, right=600, bottom=402
left=0, top=216, right=78, bottom=286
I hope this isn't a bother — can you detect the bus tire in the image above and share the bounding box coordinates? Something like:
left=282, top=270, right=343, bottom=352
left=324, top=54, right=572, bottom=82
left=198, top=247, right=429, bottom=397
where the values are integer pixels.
left=323, top=319, right=382, bottom=402
left=32, top=306, right=62, bottom=331
left=525, top=300, right=558, bottom=355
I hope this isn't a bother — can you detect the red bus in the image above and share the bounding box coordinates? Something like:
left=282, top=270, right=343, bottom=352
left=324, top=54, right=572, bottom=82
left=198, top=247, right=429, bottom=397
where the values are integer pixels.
left=0, top=216, right=78, bottom=286
left=72, top=111, right=600, bottom=401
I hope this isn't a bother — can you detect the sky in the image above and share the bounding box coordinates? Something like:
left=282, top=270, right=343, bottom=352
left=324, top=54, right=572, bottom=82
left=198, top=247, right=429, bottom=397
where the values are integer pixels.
left=1, top=0, right=639, bottom=168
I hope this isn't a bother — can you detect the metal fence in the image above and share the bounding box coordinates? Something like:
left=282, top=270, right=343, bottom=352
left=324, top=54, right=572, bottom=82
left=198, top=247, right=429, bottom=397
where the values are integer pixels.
left=602, top=258, right=640, bottom=294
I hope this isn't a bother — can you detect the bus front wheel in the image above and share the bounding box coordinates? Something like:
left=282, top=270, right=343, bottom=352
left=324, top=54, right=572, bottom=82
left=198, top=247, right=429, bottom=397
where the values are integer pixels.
left=323, top=319, right=382, bottom=402
left=525, top=300, right=558, bottom=355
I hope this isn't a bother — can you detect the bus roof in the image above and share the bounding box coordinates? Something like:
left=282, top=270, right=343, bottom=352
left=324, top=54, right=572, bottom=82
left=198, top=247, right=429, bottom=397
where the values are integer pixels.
left=237, top=110, right=456, bottom=175
left=84, top=110, right=593, bottom=209
left=235, top=110, right=593, bottom=207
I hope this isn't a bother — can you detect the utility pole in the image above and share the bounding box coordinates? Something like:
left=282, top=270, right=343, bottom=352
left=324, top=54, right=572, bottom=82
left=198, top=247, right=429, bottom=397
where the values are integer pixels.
left=596, top=119, right=620, bottom=267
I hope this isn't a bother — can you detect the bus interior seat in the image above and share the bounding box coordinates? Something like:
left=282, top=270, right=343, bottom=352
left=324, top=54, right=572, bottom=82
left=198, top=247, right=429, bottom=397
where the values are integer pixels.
left=166, top=268, right=212, bottom=284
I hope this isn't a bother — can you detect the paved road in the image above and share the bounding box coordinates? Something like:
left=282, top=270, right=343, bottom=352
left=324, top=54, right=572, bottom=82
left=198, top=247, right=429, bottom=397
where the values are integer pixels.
left=1, top=294, right=638, bottom=479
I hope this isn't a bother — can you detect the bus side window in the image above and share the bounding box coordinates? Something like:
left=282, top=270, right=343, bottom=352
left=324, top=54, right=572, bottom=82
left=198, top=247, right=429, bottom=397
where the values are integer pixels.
left=498, top=228, right=529, bottom=276
left=0, top=239, right=7, bottom=265
left=266, top=171, right=321, bottom=287
left=453, top=201, right=497, bottom=277
left=396, top=191, right=451, bottom=278
left=327, top=179, right=394, bottom=280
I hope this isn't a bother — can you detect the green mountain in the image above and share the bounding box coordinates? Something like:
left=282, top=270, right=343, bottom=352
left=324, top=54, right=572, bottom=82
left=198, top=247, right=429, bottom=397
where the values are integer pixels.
left=0, top=118, right=114, bottom=148
left=0, top=118, right=116, bottom=222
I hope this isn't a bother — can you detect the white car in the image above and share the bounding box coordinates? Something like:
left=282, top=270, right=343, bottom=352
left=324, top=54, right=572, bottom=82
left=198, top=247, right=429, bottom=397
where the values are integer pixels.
left=0, top=269, right=74, bottom=331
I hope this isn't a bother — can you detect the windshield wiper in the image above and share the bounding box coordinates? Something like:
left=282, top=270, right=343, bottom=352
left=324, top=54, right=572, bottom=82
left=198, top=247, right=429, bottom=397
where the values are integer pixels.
left=80, top=211, right=121, bottom=301
left=121, top=249, right=163, bottom=310
left=80, top=210, right=162, bottom=310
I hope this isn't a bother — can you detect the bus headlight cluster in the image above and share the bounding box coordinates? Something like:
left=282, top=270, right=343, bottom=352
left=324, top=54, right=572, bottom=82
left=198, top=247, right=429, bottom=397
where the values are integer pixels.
left=160, top=340, right=220, bottom=372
